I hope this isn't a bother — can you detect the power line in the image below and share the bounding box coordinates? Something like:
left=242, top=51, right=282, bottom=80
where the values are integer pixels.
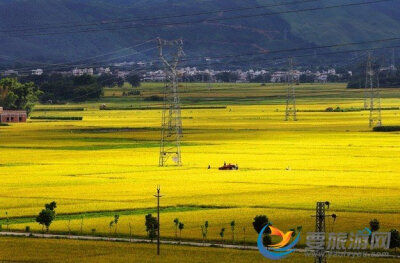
left=5, top=0, right=393, bottom=37
left=5, top=36, right=400, bottom=73
left=180, top=36, right=400, bottom=63
left=1, top=40, right=157, bottom=72
left=0, top=0, right=319, bottom=34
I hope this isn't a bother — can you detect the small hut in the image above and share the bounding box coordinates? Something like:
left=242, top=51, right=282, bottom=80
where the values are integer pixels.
left=0, top=107, right=27, bottom=123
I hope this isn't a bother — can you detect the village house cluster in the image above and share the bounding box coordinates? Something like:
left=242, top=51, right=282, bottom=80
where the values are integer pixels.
left=1, top=64, right=350, bottom=83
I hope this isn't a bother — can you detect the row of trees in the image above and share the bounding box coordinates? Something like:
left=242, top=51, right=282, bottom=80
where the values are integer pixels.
left=0, top=73, right=141, bottom=112
left=25, top=205, right=399, bottom=251
left=19, top=73, right=141, bottom=104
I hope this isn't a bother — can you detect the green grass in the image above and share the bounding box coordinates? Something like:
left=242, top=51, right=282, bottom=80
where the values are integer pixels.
left=0, top=205, right=227, bottom=225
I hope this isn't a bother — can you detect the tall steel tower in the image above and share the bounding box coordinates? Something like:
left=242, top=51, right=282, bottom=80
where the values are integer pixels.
left=285, top=58, right=297, bottom=121
left=157, top=38, right=184, bottom=166
left=314, top=202, right=327, bottom=263
left=312, top=201, right=337, bottom=263
left=364, top=52, right=382, bottom=128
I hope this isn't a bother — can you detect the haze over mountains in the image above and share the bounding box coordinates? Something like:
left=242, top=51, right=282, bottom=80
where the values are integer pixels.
left=0, top=0, right=400, bottom=68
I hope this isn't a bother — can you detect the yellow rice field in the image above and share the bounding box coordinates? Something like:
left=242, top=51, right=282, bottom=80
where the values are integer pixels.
left=0, top=83, right=399, bottom=246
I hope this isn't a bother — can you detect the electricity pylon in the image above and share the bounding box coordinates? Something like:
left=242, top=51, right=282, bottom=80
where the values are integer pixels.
left=157, top=37, right=184, bottom=166
left=285, top=58, right=297, bottom=121
left=364, top=52, right=382, bottom=127
left=314, top=202, right=327, bottom=263
left=311, top=201, right=337, bottom=263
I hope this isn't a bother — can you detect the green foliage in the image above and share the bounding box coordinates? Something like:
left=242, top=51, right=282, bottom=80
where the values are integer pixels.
left=253, top=215, right=272, bottom=246
left=369, top=219, right=380, bottom=232
left=126, top=74, right=141, bottom=87
left=178, top=222, right=184, bottom=242
left=389, top=229, right=400, bottom=249
left=373, top=126, right=400, bottom=132
left=215, top=72, right=239, bottom=82
left=1, top=1, right=400, bottom=67
left=0, top=78, right=41, bottom=115
left=174, top=218, right=180, bottom=239
left=201, top=221, right=209, bottom=242
left=252, top=215, right=270, bottom=234
left=220, top=228, right=225, bottom=239
left=145, top=214, right=158, bottom=241
left=36, top=201, right=57, bottom=232
left=144, top=95, right=163, bottom=102
left=21, top=74, right=103, bottom=103
left=263, top=235, right=272, bottom=246
left=97, top=74, right=124, bottom=88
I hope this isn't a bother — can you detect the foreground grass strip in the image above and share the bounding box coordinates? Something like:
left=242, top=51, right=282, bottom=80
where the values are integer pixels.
left=33, top=107, right=85, bottom=112
left=30, top=116, right=83, bottom=120
left=100, top=106, right=227, bottom=110
left=0, top=205, right=231, bottom=225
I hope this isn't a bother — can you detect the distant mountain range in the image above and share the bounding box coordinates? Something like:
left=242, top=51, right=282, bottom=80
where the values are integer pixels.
left=0, top=0, right=400, bottom=69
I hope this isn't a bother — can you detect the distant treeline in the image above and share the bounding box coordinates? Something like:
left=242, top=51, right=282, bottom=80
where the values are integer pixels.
left=19, top=73, right=141, bottom=103
left=30, top=116, right=83, bottom=120
left=347, top=60, right=400, bottom=89
left=34, top=107, right=85, bottom=112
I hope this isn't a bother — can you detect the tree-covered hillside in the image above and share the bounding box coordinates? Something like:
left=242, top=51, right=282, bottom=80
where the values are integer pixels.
left=0, top=0, right=399, bottom=67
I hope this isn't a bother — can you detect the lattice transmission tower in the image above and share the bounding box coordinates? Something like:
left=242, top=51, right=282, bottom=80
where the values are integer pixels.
left=314, top=202, right=327, bottom=263
left=157, top=37, right=184, bottom=167
left=312, top=201, right=337, bottom=263
left=364, top=52, right=382, bottom=127
left=285, top=58, right=297, bottom=121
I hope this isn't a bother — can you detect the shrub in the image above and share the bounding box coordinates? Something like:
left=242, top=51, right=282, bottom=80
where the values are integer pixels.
left=373, top=126, right=400, bottom=132
left=144, top=95, right=163, bottom=102
left=325, top=107, right=334, bottom=112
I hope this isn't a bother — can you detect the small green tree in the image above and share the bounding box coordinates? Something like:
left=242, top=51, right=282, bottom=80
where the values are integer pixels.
left=173, top=218, right=180, bottom=240
left=67, top=219, right=71, bottom=236
left=129, top=223, right=132, bottom=242
left=5, top=212, right=9, bottom=231
left=145, top=214, right=158, bottom=242
left=126, top=74, right=141, bottom=87
left=114, top=215, right=120, bottom=236
left=230, top=220, right=236, bottom=243
left=36, top=201, right=57, bottom=232
left=389, top=229, right=400, bottom=253
left=178, top=222, right=184, bottom=243
left=253, top=215, right=271, bottom=246
left=80, top=216, right=84, bottom=235
left=201, top=221, right=209, bottom=244
left=369, top=219, right=380, bottom=232
left=109, top=221, right=114, bottom=236
left=220, top=228, right=225, bottom=245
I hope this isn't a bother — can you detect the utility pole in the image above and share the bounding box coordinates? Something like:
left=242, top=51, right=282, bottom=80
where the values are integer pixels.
left=157, top=37, right=184, bottom=166
left=285, top=58, right=297, bottom=121
left=153, top=185, right=163, bottom=255
left=364, top=52, right=382, bottom=127
left=311, top=201, right=337, bottom=263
